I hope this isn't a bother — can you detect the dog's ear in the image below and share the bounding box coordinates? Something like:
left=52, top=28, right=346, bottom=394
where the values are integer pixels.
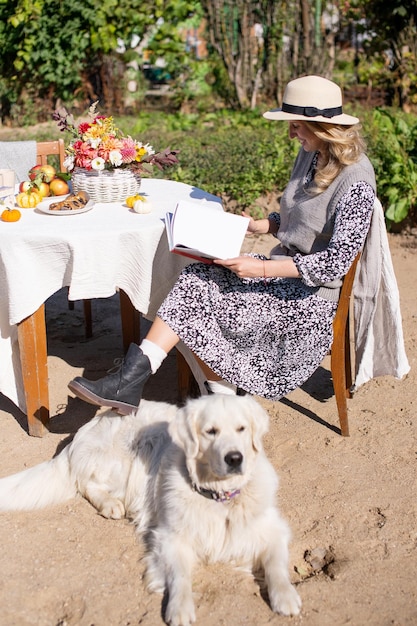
left=244, top=396, right=270, bottom=451
left=169, top=401, right=199, bottom=458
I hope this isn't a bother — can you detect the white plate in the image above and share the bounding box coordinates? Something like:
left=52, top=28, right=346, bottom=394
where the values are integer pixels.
left=37, top=195, right=94, bottom=215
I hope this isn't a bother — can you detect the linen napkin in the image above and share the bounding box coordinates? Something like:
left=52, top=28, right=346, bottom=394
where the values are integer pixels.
left=0, top=140, right=37, bottom=183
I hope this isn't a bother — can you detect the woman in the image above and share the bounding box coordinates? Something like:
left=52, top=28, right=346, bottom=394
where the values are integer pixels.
left=68, top=75, right=376, bottom=413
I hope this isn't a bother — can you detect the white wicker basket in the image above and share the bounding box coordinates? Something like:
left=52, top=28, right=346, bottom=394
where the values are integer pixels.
left=71, top=167, right=141, bottom=203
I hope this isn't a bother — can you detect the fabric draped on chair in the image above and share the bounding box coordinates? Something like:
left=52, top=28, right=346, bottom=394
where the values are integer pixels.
left=0, top=141, right=37, bottom=183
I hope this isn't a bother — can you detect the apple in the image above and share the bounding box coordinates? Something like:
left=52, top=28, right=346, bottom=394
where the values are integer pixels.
left=40, top=164, right=56, bottom=183
left=29, top=164, right=42, bottom=181
left=49, top=177, right=70, bottom=196
left=19, top=180, right=33, bottom=192
left=37, top=181, right=50, bottom=198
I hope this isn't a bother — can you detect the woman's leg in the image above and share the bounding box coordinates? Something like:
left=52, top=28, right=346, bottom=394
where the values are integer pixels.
left=145, top=316, right=181, bottom=353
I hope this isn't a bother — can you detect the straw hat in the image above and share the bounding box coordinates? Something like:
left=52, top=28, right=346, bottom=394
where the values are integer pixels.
left=263, top=75, right=359, bottom=125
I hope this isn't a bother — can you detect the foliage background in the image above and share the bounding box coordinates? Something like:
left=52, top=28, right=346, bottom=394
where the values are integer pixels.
left=1, top=105, right=415, bottom=227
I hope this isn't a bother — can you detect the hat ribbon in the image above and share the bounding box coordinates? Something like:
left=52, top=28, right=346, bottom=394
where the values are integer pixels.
left=282, top=103, right=343, bottom=118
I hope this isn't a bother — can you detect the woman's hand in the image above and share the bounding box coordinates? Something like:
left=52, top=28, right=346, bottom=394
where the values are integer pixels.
left=242, top=211, right=258, bottom=234
left=214, top=256, right=265, bottom=278
left=214, top=255, right=300, bottom=279
left=242, top=211, right=270, bottom=235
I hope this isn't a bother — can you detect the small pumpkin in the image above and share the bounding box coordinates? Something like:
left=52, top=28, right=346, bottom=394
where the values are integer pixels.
left=133, top=198, right=152, bottom=214
left=126, top=194, right=145, bottom=208
left=1, top=207, right=21, bottom=222
left=16, top=189, right=42, bottom=208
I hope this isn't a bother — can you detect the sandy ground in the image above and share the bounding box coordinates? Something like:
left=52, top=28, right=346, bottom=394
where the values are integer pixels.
left=0, top=228, right=416, bottom=626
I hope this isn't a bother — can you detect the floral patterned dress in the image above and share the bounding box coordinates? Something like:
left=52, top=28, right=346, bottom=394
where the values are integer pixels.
left=157, top=158, right=375, bottom=399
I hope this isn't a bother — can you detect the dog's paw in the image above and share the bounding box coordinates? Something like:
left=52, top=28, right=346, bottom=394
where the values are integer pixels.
left=165, top=597, right=196, bottom=626
left=270, top=583, right=302, bottom=616
left=98, top=498, right=125, bottom=519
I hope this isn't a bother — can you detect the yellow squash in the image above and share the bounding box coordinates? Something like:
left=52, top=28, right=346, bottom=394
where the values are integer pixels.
left=16, top=190, right=42, bottom=208
left=126, top=194, right=145, bottom=208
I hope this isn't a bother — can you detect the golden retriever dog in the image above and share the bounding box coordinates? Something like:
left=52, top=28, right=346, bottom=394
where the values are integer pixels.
left=0, top=395, right=301, bottom=625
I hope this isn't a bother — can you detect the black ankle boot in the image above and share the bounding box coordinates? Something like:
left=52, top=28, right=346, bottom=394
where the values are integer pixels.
left=68, top=343, right=152, bottom=414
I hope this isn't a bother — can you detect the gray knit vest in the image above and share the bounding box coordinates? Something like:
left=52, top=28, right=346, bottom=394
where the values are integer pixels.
left=272, top=149, right=376, bottom=301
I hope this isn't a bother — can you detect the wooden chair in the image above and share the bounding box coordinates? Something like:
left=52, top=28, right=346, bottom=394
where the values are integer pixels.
left=176, top=252, right=361, bottom=437
left=329, top=251, right=360, bottom=436
left=36, top=140, right=93, bottom=337
left=36, top=139, right=67, bottom=169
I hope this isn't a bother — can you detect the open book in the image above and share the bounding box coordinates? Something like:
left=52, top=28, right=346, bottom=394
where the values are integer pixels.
left=165, top=200, right=250, bottom=263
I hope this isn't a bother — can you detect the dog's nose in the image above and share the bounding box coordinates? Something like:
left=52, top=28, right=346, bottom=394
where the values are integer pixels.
left=225, top=451, right=243, bottom=468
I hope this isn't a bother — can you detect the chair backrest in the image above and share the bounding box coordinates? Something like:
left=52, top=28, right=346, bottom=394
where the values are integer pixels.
left=36, top=139, right=66, bottom=172
left=330, top=251, right=361, bottom=436
left=332, top=251, right=361, bottom=338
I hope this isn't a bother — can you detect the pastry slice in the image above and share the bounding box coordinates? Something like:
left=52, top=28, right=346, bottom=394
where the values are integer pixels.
left=49, top=191, right=89, bottom=211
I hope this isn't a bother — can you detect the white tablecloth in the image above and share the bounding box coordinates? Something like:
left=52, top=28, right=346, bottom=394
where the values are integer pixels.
left=0, top=178, right=221, bottom=412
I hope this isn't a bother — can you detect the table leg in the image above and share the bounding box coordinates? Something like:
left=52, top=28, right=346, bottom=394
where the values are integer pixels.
left=17, top=304, right=49, bottom=437
left=119, top=290, right=141, bottom=354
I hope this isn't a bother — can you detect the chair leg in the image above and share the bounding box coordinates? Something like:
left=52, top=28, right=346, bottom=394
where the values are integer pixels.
left=119, top=290, right=140, bottom=354
left=331, top=326, right=350, bottom=437
left=344, top=311, right=353, bottom=396
left=83, top=299, right=93, bottom=339
left=67, top=287, right=93, bottom=338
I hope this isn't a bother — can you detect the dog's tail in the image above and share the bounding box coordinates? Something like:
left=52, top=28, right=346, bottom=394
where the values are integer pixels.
left=0, top=448, right=77, bottom=512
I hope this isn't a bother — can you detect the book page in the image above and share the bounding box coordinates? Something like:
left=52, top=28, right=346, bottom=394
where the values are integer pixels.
left=167, top=200, right=249, bottom=260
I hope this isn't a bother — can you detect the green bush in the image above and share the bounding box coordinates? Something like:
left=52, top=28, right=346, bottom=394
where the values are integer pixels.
left=130, top=109, right=298, bottom=213
left=2, top=106, right=416, bottom=227
left=125, top=107, right=417, bottom=225
left=365, top=108, right=417, bottom=226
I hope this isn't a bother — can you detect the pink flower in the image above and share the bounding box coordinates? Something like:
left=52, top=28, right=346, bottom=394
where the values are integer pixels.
left=73, top=141, right=97, bottom=170
left=97, top=136, right=122, bottom=162
left=120, top=138, right=137, bottom=164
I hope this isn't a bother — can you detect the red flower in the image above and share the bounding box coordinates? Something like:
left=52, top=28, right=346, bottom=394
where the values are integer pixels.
left=78, top=122, right=91, bottom=135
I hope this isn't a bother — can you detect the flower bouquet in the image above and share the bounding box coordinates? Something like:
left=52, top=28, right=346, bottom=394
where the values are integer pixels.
left=52, top=102, right=179, bottom=202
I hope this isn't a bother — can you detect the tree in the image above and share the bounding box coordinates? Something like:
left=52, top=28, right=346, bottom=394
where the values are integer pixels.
left=0, top=0, right=197, bottom=122
left=199, top=0, right=342, bottom=109
left=358, top=0, right=417, bottom=110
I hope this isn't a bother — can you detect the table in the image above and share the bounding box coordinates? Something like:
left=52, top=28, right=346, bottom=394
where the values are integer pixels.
left=0, top=178, right=222, bottom=435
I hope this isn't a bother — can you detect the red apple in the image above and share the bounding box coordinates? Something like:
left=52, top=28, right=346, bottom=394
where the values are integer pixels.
left=29, top=164, right=42, bottom=181
left=19, top=180, right=33, bottom=192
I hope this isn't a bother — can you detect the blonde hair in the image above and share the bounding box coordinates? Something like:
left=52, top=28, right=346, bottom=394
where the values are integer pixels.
left=303, top=121, right=366, bottom=193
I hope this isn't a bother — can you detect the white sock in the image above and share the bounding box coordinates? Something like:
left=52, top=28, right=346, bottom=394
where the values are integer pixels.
left=207, top=380, right=236, bottom=395
left=140, top=339, right=167, bottom=374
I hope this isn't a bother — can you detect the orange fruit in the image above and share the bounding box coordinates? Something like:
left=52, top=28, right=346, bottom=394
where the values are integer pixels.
left=1, top=207, right=21, bottom=222
left=49, top=178, right=70, bottom=196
